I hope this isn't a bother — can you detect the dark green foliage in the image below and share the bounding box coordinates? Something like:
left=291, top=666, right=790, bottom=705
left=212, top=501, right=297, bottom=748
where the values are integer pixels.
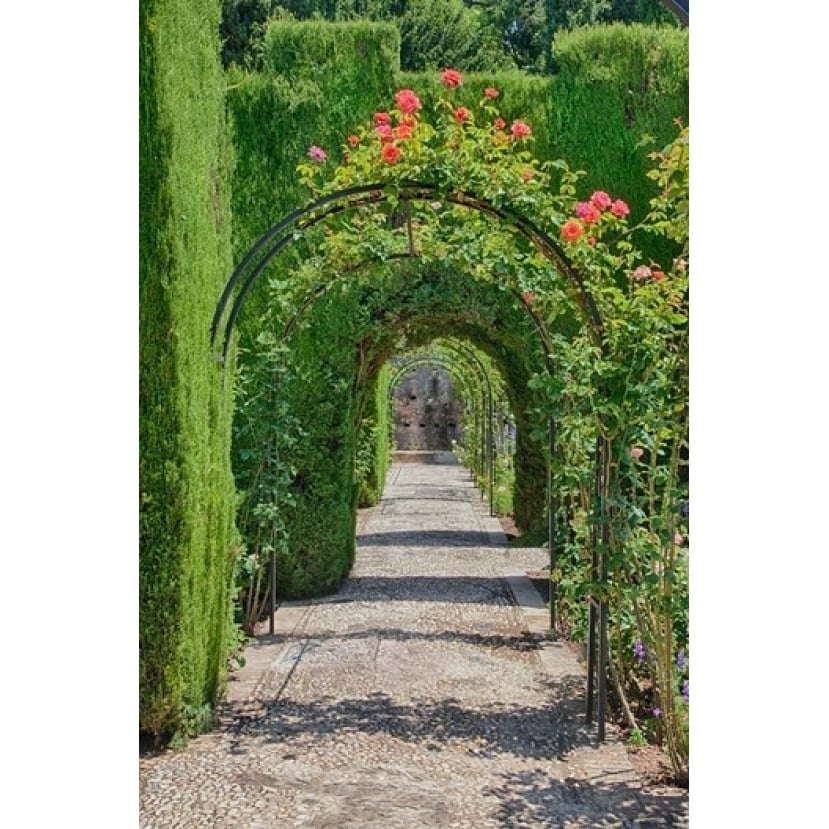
left=398, top=0, right=512, bottom=72
left=220, top=0, right=273, bottom=69
left=225, top=21, right=401, bottom=265
left=356, top=364, right=392, bottom=507
left=139, top=0, right=240, bottom=742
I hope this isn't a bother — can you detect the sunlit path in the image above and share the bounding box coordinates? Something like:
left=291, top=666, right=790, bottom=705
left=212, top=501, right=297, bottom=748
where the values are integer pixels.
left=140, top=458, right=687, bottom=828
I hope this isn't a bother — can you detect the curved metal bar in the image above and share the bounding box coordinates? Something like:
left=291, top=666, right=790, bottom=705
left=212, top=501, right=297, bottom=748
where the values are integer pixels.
left=212, top=181, right=605, bottom=361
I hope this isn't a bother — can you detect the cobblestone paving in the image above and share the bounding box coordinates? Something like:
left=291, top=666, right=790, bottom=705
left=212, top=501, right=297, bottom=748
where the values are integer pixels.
left=140, top=460, right=688, bottom=828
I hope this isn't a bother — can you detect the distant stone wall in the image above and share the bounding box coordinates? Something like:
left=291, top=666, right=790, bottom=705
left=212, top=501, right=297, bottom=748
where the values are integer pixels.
left=393, top=367, right=464, bottom=451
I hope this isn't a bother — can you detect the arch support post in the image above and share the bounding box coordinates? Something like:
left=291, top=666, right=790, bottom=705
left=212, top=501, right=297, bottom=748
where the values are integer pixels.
left=548, top=414, right=556, bottom=632
left=586, top=435, right=610, bottom=741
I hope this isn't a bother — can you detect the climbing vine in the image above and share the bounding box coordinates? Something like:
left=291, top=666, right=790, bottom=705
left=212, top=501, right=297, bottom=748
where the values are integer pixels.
left=292, top=70, right=689, bottom=777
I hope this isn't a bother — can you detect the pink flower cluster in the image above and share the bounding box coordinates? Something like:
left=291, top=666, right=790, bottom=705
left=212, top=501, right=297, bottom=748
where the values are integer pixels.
left=561, top=191, right=629, bottom=243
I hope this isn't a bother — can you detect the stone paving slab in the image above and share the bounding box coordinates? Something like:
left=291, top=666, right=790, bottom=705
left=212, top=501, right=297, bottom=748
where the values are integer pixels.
left=140, top=460, right=688, bottom=828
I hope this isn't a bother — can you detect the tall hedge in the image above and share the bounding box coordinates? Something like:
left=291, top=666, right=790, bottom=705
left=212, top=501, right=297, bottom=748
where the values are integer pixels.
left=548, top=22, right=689, bottom=223
left=225, top=21, right=402, bottom=601
left=226, top=21, right=401, bottom=266
left=139, top=0, right=239, bottom=742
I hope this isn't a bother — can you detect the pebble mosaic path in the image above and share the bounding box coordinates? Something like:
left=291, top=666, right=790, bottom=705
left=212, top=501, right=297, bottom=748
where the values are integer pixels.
left=139, top=456, right=688, bottom=828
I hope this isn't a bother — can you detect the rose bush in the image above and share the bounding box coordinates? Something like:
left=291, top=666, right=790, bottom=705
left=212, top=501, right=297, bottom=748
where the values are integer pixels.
left=296, top=69, right=688, bottom=780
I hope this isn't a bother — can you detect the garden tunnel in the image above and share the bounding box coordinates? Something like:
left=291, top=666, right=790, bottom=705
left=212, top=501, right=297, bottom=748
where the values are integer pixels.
left=213, top=182, right=616, bottom=739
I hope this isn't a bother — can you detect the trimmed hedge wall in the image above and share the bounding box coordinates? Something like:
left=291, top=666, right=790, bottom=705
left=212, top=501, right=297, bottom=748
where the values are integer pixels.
left=549, top=23, right=689, bottom=223
left=139, top=0, right=239, bottom=742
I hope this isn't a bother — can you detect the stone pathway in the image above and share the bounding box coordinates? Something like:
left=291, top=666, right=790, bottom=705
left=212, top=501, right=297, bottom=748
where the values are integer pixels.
left=139, top=458, right=688, bottom=828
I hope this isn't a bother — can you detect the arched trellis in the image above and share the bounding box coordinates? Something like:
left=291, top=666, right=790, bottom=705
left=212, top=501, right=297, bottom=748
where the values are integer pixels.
left=213, top=184, right=612, bottom=740
left=210, top=181, right=604, bottom=362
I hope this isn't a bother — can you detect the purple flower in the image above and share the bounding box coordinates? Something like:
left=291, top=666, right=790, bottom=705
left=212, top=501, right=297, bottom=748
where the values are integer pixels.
left=633, top=639, right=646, bottom=663
left=681, top=680, right=689, bottom=703
left=676, top=650, right=686, bottom=670
left=308, top=145, right=327, bottom=163
left=652, top=707, right=661, bottom=718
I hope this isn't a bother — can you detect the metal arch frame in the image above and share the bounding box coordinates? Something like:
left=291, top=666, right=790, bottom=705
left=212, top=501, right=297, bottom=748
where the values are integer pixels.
left=214, top=185, right=614, bottom=742
left=210, top=181, right=604, bottom=363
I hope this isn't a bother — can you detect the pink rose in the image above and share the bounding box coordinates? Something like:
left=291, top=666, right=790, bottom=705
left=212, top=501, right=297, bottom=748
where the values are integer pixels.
left=633, top=266, right=652, bottom=280
left=484, top=87, right=499, bottom=99
left=591, top=190, right=612, bottom=211
left=510, top=120, right=532, bottom=139
left=630, top=447, right=644, bottom=459
left=395, top=89, right=421, bottom=115
left=441, top=68, right=462, bottom=88
left=307, top=145, right=327, bottom=163
left=574, top=202, right=600, bottom=225
left=610, top=199, right=630, bottom=218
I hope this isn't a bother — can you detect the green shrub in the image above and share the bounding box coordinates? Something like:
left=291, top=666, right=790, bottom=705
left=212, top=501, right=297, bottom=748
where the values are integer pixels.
left=139, top=0, right=240, bottom=743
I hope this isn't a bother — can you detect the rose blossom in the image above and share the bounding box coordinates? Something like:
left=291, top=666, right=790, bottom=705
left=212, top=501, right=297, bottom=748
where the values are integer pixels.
left=652, top=269, right=665, bottom=281
left=632, top=265, right=652, bottom=280
left=307, top=145, right=327, bottom=163
left=347, top=134, right=360, bottom=147
left=591, top=190, right=612, bottom=210
left=454, top=106, right=471, bottom=124
left=630, top=447, right=644, bottom=459
left=394, top=123, right=414, bottom=140
left=510, top=120, right=532, bottom=139
left=493, top=117, right=506, bottom=130
left=395, top=89, right=421, bottom=115
left=441, top=68, right=462, bottom=88
left=484, top=87, right=499, bottom=99
left=375, top=124, right=394, bottom=143
left=610, top=199, right=630, bottom=218
left=373, top=111, right=391, bottom=125
left=381, top=143, right=401, bottom=164
left=561, top=220, right=583, bottom=242
left=574, top=202, right=601, bottom=225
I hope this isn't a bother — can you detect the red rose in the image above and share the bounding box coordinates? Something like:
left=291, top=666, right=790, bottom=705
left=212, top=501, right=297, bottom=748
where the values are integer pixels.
left=561, top=220, right=583, bottom=242
left=441, top=68, right=463, bottom=88
left=373, top=111, right=391, bottom=126
left=375, top=124, right=394, bottom=143
left=493, top=117, right=506, bottom=130
left=381, top=144, right=401, bottom=164
left=484, top=87, right=499, bottom=99
left=454, top=106, right=471, bottom=124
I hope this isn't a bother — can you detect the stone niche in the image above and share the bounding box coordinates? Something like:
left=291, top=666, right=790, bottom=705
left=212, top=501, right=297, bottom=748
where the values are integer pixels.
left=393, top=367, right=465, bottom=451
